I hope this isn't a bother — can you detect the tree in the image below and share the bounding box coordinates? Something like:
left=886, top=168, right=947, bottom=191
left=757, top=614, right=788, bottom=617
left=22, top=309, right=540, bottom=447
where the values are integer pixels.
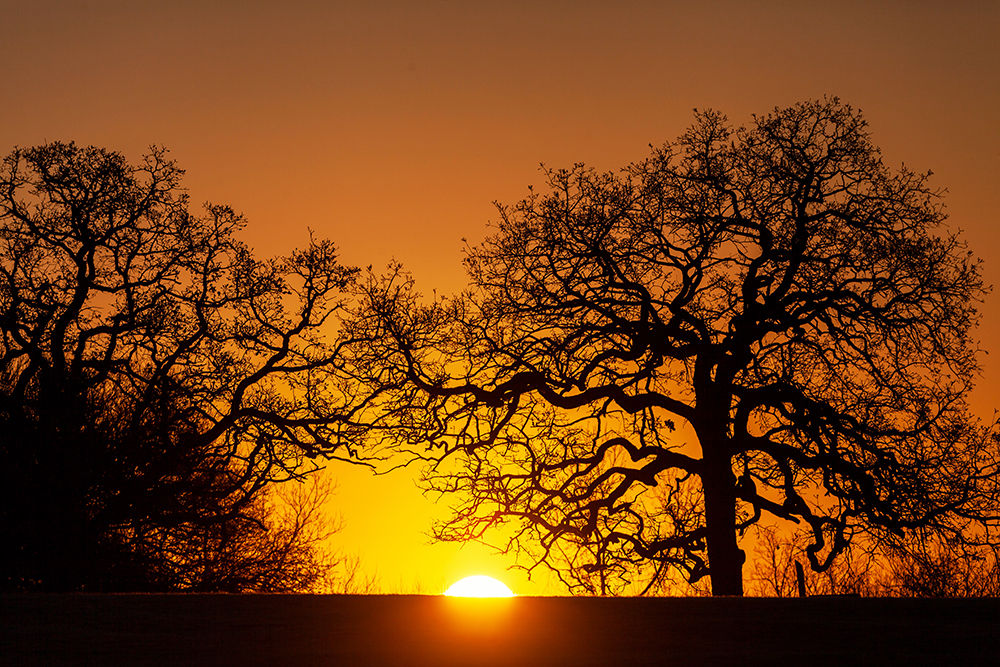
left=0, top=142, right=379, bottom=591
left=747, top=525, right=1000, bottom=598
left=156, top=472, right=347, bottom=593
left=361, top=99, right=999, bottom=596
left=746, top=525, right=876, bottom=597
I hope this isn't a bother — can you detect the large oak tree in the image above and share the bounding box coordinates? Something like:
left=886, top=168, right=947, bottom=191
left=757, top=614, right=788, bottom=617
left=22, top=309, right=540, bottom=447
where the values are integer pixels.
left=362, top=99, right=999, bottom=596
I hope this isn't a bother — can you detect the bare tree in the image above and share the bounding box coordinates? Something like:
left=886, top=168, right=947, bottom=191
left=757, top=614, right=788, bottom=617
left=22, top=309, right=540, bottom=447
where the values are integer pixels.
left=0, top=142, right=382, bottom=591
left=748, top=525, right=1000, bottom=597
left=359, top=99, right=999, bottom=596
left=167, top=472, right=343, bottom=593
left=880, top=533, right=1000, bottom=597
left=746, top=525, right=876, bottom=597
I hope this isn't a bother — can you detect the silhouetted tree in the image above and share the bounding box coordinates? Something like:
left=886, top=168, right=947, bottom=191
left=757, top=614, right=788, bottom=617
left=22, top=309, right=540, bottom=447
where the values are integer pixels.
left=0, top=143, right=379, bottom=591
left=746, top=525, right=877, bottom=597
left=161, top=472, right=346, bottom=593
left=360, top=99, right=1000, bottom=596
left=881, top=538, right=1000, bottom=597
left=747, top=525, right=1000, bottom=597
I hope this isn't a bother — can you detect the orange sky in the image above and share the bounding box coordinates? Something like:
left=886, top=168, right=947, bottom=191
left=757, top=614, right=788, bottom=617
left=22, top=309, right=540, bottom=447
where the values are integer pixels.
left=3, top=1, right=998, bottom=595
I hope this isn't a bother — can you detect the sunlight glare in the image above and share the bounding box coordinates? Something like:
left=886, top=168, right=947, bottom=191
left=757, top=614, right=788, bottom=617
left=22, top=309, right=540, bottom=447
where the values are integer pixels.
left=443, top=575, right=515, bottom=597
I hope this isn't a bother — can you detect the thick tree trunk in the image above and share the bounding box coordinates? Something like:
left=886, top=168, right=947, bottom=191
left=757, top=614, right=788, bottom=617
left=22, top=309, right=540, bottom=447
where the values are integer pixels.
left=692, top=362, right=745, bottom=596
left=701, top=444, right=745, bottom=596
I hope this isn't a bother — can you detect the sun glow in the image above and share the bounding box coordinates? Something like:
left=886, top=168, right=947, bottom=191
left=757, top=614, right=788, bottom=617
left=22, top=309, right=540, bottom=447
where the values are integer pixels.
left=443, top=575, right=515, bottom=597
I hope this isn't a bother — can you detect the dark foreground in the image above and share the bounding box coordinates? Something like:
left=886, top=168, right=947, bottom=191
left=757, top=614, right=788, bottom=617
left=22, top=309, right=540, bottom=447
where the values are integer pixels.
left=2, top=594, right=998, bottom=667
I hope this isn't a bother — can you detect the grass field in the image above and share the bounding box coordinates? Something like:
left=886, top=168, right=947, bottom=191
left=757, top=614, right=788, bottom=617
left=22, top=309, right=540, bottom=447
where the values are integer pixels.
left=2, top=594, right=998, bottom=666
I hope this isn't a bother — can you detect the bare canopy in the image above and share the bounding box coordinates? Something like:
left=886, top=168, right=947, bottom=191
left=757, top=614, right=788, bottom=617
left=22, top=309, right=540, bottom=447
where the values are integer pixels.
left=0, top=143, right=381, bottom=590
left=358, top=99, right=998, bottom=596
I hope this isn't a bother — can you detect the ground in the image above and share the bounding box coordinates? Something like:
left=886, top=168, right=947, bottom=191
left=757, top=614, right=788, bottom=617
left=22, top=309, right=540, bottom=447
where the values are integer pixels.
left=2, top=594, right=997, bottom=666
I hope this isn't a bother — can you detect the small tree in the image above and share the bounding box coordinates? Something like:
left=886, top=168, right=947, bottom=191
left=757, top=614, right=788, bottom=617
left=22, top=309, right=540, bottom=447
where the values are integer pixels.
left=746, top=525, right=877, bottom=597
left=0, top=143, right=379, bottom=591
left=164, top=472, right=344, bottom=593
left=362, top=99, right=999, bottom=596
left=748, top=526, right=1000, bottom=597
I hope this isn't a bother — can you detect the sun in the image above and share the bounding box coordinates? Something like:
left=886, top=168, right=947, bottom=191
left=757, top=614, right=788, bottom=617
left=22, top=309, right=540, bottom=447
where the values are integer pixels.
left=443, top=575, right=515, bottom=597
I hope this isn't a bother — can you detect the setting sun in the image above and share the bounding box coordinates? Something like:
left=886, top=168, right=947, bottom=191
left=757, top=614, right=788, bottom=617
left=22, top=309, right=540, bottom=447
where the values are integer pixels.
left=443, top=576, right=515, bottom=597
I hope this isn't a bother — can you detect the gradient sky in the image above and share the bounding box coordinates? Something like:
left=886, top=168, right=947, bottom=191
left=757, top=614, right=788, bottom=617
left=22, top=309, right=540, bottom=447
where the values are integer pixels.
left=3, top=0, right=998, bottom=595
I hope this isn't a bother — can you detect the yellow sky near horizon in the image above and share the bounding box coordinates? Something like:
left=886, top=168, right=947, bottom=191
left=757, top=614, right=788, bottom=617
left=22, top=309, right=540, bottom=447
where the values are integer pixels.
left=2, top=0, right=998, bottom=595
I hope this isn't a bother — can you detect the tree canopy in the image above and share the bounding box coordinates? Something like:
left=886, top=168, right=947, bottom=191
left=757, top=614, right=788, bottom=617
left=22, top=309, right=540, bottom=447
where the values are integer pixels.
left=0, top=143, right=378, bottom=591
left=361, top=99, right=999, bottom=596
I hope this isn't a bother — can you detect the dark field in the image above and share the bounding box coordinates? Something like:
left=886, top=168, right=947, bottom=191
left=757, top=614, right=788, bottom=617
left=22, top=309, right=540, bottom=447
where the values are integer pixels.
left=2, top=594, right=998, bottom=666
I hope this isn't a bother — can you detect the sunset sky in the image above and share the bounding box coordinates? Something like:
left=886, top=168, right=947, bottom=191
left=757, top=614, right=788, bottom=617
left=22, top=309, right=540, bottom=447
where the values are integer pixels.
left=3, top=0, right=998, bottom=595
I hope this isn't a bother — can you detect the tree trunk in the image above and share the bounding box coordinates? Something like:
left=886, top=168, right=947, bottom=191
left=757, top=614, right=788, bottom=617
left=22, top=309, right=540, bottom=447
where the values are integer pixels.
left=701, top=445, right=745, bottom=596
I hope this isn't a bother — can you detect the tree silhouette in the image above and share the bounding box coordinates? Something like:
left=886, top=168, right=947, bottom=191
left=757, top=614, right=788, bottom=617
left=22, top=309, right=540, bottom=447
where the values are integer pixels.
left=361, top=99, right=999, bottom=595
left=147, top=472, right=345, bottom=593
left=0, top=143, right=378, bottom=591
left=747, top=525, right=1000, bottom=597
